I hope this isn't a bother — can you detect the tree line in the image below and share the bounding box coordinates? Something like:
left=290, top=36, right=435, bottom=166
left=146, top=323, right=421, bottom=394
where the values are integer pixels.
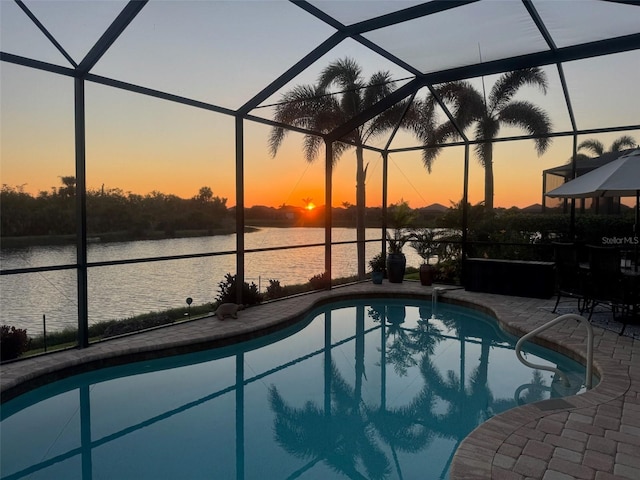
left=1, top=177, right=440, bottom=243
left=1, top=178, right=230, bottom=241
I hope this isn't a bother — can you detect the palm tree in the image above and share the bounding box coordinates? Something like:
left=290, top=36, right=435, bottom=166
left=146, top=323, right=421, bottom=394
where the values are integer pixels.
left=302, top=196, right=313, bottom=209
left=411, top=68, right=553, bottom=211
left=57, top=175, right=76, bottom=198
left=577, top=135, right=637, bottom=157
left=269, top=362, right=392, bottom=480
left=269, top=57, right=409, bottom=279
left=563, top=135, right=636, bottom=169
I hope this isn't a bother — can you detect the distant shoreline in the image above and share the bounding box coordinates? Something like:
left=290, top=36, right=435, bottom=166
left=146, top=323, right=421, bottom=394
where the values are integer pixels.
left=0, top=226, right=262, bottom=249
left=0, top=221, right=394, bottom=249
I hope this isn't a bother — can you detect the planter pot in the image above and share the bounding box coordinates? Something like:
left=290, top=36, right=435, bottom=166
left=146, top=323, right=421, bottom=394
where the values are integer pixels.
left=419, top=263, right=435, bottom=286
left=386, top=305, right=406, bottom=325
left=386, top=253, right=406, bottom=283
left=372, top=271, right=384, bottom=284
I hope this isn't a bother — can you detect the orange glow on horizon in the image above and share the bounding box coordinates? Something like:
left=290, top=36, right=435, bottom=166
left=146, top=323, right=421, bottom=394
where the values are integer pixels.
left=0, top=150, right=572, bottom=211
left=2, top=90, right=636, bottom=211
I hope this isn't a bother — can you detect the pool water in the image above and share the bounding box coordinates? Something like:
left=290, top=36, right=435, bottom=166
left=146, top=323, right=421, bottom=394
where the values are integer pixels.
left=1, top=299, right=595, bottom=480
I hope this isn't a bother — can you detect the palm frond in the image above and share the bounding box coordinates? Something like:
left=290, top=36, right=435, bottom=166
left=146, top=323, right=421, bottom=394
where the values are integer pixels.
left=362, top=98, right=412, bottom=144
left=270, top=85, right=330, bottom=140
left=302, top=134, right=324, bottom=163
left=434, top=81, right=484, bottom=128
left=499, top=100, right=552, bottom=155
left=419, top=122, right=463, bottom=172
left=316, top=58, right=375, bottom=122
left=409, top=96, right=436, bottom=140
left=435, top=119, right=464, bottom=145
left=577, top=135, right=637, bottom=157
left=332, top=141, right=351, bottom=163
left=270, top=83, right=351, bottom=162
left=269, top=86, right=320, bottom=157
left=488, top=67, right=548, bottom=113
left=421, top=147, right=440, bottom=173
left=362, top=70, right=395, bottom=108
left=416, top=113, right=439, bottom=171
left=577, top=139, right=604, bottom=156
left=318, top=57, right=363, bottom=92
left=268, top=126, right=286, bottom=158
left=610, top=135, right=637, bottom=152
left=273, top=85, right=321, bottom=123
left=312, top=97, right=346, bottom=132
left=412, top=92, right=467, bottom=172
left=434, top=81, right=471, bottom=105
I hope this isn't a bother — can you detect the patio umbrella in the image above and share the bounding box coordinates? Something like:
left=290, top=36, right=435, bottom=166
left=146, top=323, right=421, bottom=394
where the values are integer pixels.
left=547, top=148, right=640, bottom=269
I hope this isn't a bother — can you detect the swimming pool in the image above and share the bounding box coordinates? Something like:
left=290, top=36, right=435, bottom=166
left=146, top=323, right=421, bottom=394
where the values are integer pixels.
left=1, top=298, right=595, bottom=480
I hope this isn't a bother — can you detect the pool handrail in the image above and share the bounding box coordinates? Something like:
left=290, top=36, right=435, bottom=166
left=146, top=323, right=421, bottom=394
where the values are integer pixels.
left=515, top=313, right=593, bottom=389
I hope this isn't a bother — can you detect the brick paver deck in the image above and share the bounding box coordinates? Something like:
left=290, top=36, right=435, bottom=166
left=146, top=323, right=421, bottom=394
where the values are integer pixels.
left=1, top=282, right=638, bottom=479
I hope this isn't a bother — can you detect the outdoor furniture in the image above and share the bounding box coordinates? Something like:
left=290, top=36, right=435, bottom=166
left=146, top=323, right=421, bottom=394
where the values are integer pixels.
left=583, top=245, right=625, bottom=322
left=464, top=258, right=555, bottom=299
left=619, top=270, right=640, bottom=336
left=551, top=242, right=587, bottom=314
left=547, top=149, right=640, bottom=270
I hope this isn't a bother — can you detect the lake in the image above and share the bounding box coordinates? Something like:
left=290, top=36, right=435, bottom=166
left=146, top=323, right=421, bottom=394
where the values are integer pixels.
left=0, top=228, right=423, bottom=334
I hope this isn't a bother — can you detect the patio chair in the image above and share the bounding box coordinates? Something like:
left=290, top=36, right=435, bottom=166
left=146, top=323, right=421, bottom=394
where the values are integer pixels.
left=551, top=242, right=586, bottom=314
left=618, top=273, right=640, bottom=336
left=584, top=245, right=624, bottom=322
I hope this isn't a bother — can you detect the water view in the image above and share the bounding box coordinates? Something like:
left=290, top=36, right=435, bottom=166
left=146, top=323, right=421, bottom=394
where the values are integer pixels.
left=1, top=228, right=422, bottom=334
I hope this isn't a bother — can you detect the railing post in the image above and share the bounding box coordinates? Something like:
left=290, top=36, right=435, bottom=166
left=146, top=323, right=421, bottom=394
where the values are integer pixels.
left=515, top=313, right=593, bottom=389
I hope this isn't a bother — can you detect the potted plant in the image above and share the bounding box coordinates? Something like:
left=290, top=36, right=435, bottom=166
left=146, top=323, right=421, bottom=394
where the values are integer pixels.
left=410, top=228, right=440, bottom=286
left=369, top=253, right=386, bottom=284
left=386, top=200, right=414, bottom=283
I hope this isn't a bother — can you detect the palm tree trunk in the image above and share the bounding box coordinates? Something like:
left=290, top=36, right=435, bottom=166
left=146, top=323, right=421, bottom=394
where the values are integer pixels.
left=355, top=305, right=365, bottom=403
left=483, top=144, right=494, bottom=212
left=356, top=147, right=366, bottom=279
left=479, top=339, right=490, bottom=384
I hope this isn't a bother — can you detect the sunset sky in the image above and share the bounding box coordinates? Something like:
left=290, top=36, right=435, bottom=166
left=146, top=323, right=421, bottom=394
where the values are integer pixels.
left=1, top=0, right=639, bottom=210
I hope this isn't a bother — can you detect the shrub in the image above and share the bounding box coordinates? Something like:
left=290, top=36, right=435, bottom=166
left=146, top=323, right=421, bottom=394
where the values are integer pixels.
left=28, top=327, right=76, bottom=351
left=27, top=303, right=215, bottom=351
left=433, top=259, right=462, bottom=285
left=309, top=272, right=330, bottom=290
left=102, top=314, right=170, bottom=337
left=216, top=273, right=263, bottom=306
left=265, top=279, right=285, bottom=300
left=1, top=325, right=30, bottom=361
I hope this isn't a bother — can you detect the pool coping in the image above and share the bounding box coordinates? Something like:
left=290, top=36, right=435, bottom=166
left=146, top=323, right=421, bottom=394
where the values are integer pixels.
left=1, top=281, right=638, bottom=479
